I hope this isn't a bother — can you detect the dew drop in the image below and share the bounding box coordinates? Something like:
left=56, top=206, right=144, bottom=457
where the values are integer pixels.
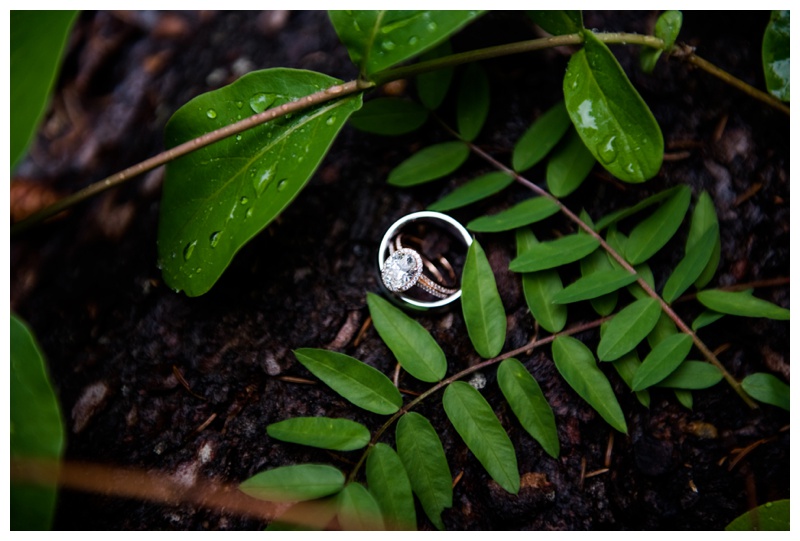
left=597, top=135, right=617, bottom=164
left=381, top=40, right=396, bottom=51
left=326, top=115, right=336, bottom=126
left=765, top=502, right=773, bottom=508
left=236, top=134, right=242, bottom=142
left=427, top=21, right=438, bottom=31
left=246, top=208, right=254, bottom=219
left=235, top=100, right=244, bottom=109
left=277, top=179, right=288, bottom=192
left=408, top=35, right=419, bottom=45
left=240, top=196, right=249, bottom=204
left=206, top=109, right=217, bottom=119
left=253, top=165, right=277, bottom=196
left=249, top=93, right=277, bottom=114
left=183, top=240, right=197, bottom=261
left=209, top=231, right=221, bottom=248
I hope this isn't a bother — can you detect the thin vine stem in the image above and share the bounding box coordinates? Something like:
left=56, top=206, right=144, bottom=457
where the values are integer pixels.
left=347, top=316, right=609, bottom=482
left=11, top=30, right=785, bottom=235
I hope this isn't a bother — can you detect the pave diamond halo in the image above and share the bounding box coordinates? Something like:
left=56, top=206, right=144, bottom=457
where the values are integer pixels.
left=381, top=248, right=423, bottom=292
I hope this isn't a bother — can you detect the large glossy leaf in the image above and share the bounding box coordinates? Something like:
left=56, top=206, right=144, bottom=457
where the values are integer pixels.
left=443, top=382, right=520, bottom=494
left=11, top=11, right=78, bottom=169
left=509, top=234, right=599, bottom=273
left=553, top=269, right=637, bottom=304
left=367, top=292, right=446, bottom=382
left=10, top=315, right=65, bottom=531
left=697, top=290, right=790, bottom=320
left=329, top=10, right=484, bottom=77
left=640, top=10, right=683, bottom=73
left=467, top=197, right=559, bottom=232
left=349, top=98, right=428, bottom=135
left=337, top=483, right=385, bottom=531
left=497, top=358, right=560, bottom=458
left=631, top=333, right=692, bottom=391
left=527, top=11, right=583, bottom=35
left=395, top=413, right=452, bottom=530
left=546, top=128, right=596, bottom=197
left=417, top=41, right=454, bottom=110
left=266, top=417, right=370, bottom=451
left=597, top=298, right=661, bottom=361
left=457, top=63, right=490, bottom=141
left=366, top=444, right=416, bottom=530
left=656, top=361, right=723, bottom=390
left=512, top=101, right=571, bottom=172
left=240, top=464, right=345, bottom=502
left=686, top=191, right=720, bottom=289
left=158, top=69, right=362, bottom=296
left=428, top=171, right=514, bottom=211
left=552, top=336, right=627, bottom=433
left=611, top=352, right=651, bottom=408
left=516, top=228, right=567, bottom=333
left=741, top=373, right=789, bottom=411
left=387, top=141, right=469, bottom=186
left=762, top=11, right=790, bottom=101
left=726, top=499, right=790, bottom=531
left=662, top=228, right=716, bottom=303
left=594, top=186, right=682, bottom=231
left=564, top=30, right=663, bottom=183
left=461, top=239, right=506, bottom=358
left=293, top=349, right=402, bottom=414
left=625, top=185, right=691, bottom=265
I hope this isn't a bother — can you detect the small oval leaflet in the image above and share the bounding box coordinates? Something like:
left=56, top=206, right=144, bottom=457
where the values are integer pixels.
left=467, top=196, right=560, bottom=232
left=366, top=443, right=417, bottom=530
left=461, top=239, right=507, bottom=358
left=337, top=482, right=385, bottom=531
left=267, top=417, right=371, bottom=451
left=387, top=141, right=469, bottom=186
left=516, top=228, right=567, bottom=333
left=239, top=463, right=345, bottom=502
left=697, top=290, right=790, bottom=321
left=597, top=297, right=662, bottom=361
left=512, top=100, right=571, bottom=172
left=349, top=97, right=428, bottom=135
left=631, top=333, right=693, bottom=391
left=741, top=373, right=789, bottom=411
left=509, top=234, right=599, bottom=273
left=428, top=171, right=514, bottom=212
left=546, top=128, right=596, bottom=197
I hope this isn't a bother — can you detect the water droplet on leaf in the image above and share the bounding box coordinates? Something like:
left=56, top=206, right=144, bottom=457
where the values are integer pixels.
left=235, top=100, right=244, bottom=108
left=206, top=109, right=217, bottom=119
left=253, top=165, right=277, bottom=196
left=326, top=115, right=336, bottom=126
left=427, top=21, right=438, bottom=31
left=246, top=208, right=254, bottom=219
left=240, top=196, right=249, bottom=204
left=381, top=40, right=396, bottom=51
left=183, top=240, right=197, bottom=261
left=277, top=179, right=288, bottom=192
left=249, top=93, right=276, bottom=114
left=235, top=134, right=242, bottom=142
left=408, top=36, right=419, bottom=45
left=597, top=135, right=617, bottom=164
left=209, top=231, right=221, bottom=248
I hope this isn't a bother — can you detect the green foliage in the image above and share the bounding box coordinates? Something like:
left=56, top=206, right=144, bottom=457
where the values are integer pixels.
left=457, top=63, right=490, bottom=141
left=443, top=382, right=520, bottom=494
left=563, top=30, right=664, bottom=183
left=662, top=228, right=716, bottom=303
left=329, top=10, right=484, bottom=77
left=10, top=10, right=78, bottom=170
left=686, top=191, right=720, bottom=289
left=762, top=11, right=790, bottom=101
left=552, top=269, right=637, bottom=304
left=512, top=101, right=571, bottom=172
left=461, top=239, right=507, bottom=358
left=387, top=141, right=469, bottom=186
left=293, top=349, right=402, bottom=414
left=691, top=309, right=724, bottom=331
left=416, top=40, right=454, bottom=109
left=655, top=361, right=723, bottom=390
left=349, top=97, right=428, bottom=135
left=365, top=444, right=417, bottom=530
left=631, top=333, right=692, bottom=391
left=640, top=10, right=683, bottom=73
left=10, top=315, right=65, bottom=531
left=611, top=352, right=651, bottom=407
left=725, top=499, right=790, bottom=531
left=527, top=11, right=583, bottom=35
left=240, top=464, right=345, bottom=502
left=158, top=68, right=362, bottom=296
left=509, top=234, right=599, bottom=272
left=466, top=196, right=559, bottom=232
left=546, top=128, right=596, bottom=197
left=267, top=417, right=370, bottom=451
left=516, top=228, right=567, bottom=333
left=594, top=186, right=682, bottom=231
left=741, top=373, right=789, bottom=411
left=428, top=171, right=514, bottom=211
left=625, top=185, right=691, bottom=264
left=366, top=292, right=447, bottom=382
left=697, top=290, right=789, bottom=320
left=580, top=236, right=619, bottom=316
left=597, top=297, right=661, bottom=361
left=337, top=483, right=385, bottom=530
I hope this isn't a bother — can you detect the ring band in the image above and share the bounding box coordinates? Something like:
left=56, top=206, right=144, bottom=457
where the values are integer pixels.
left=378, top=211, right=473, bottom=309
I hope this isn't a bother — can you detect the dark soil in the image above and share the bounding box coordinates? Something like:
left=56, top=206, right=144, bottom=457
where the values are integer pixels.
left=11, top=11, right=789, bottom=530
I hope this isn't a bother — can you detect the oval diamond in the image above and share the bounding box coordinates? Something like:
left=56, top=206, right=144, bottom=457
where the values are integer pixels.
left=381, top=248, right=423, bottom=292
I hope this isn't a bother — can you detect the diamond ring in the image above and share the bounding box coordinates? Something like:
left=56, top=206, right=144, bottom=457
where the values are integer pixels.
left=378, top=211, right=473, bottom=310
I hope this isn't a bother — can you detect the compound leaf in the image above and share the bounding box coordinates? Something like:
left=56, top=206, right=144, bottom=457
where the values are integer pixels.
left=625, top=184, right=691, bottom=265
left=546, top=128, right=596, bottom=197
left=337, top=482, right=385, bottom=531
left=512, top=100, right=572, bottom=172
left=631, top=333, right=693, bottom=391
left=367, top=292, right=447, bottom=382
left=387, top=141, right=469, bottom=186
left=467, top=197, right=559, bottom=232
left=349, top=97, right=428, bottom=135
left=741, top=373, right=789, bottom=411
left=697, top=290, right=790, bottom=320
left=443, top=382, right=520, bottom=494
left=553, top=269, right=637, bottom=304
left=498, top=358, right=560, bottom=458
left=293, top=349, right=402, bottom=415
left=396, top=413, right=452, bottom=530
left=457, top=63, right=490, bottom=141
left=597, top=297, right=661, bottom=361
left=516, top=228, right=567, bottom=333
left=509, top=234, right=599, bottom=273
left=564, top=29, right=663, bottom=183
left=158, top=68, right=362, bottom=296
left=552, top=336, right=628, bottom=433
left=366, top=444, right=416, bottom=530
left=267, top=417, right=370, bottom=451
left=461, top=239, right=506, bottom=358
left=762, top=11, right=790, bottom=101
left=240, top=464, right=345, bottom=502
left=428, top=172, right=514, bottom=211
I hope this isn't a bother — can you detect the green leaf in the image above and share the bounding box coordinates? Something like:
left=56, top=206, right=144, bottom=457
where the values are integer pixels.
left=741, top=373, right=789, bottom=411
left=497, top=358, right=560, bottom=458
left=329, top=10, right=484, bottom=77
left=11, top=11, right=78, bottom=169
left=417, top=40, right=454, bottom=110
left=512, top=101, right=572, bottom=172
left=467, top=197, right=560, bottom=232
left=457, top=63, right=490, bottom=141
left=725, top=499, right=790, bottom=531
left=443, top=382, right=520, bottom=494
left=686, top=191, right=720, bottom=289
left=580, top=241, right=618, bottom=316
left=597, top=298, right=661, bottom=361
left=349, top=98, right=428, bottom=135
left=656, top=361, right=723, bottom=390
left=762, top=11, right=790, bottom=102
left=611, top=352, right=651, bottom=407
left=553, top=269, right=637, bottom=304
left=563, top=30, right=664, bottom=183
left=627, top=263, right=655, bottom=300
left=552, top=336, right=628, bottom=433
left=461, top=239, right=506, bottom=358
left=266, top=417, right=370, bottom=451
left=527, top=11, right=583, bottom=35
left=265, top=499, right=338, bottom=530
left=509, top=234, right=600, bottom=273
left=594, top=186, right=683, bottom=231
left=662, top=228, right=716, bottom=303
left=158, top=69, right=362, bottom=297
left=640, top=10, right=683, bottom=73
left=625, top=185, right=692, bottom=265
left=395, top=413, right=452, bottom=530
left=367, top=292, right=447, bottom=382
left=646, top=311, right=677, bottom=348
left=240, top=464, right=345, bottom=502
left=674, top=389, right=693, bottom=409
left=546, top=128, right=596, bottom=197
left=366, top=444, right=417, bottom=530
left=696, top=290, right=790, bottom=320
left=337, top=483, right=385, bottom=531
left=516, top=228, right=567, bottom=333
left=293, top=349, right=402, bottom=415
left=10, top=315, right=65, bottom=531
left=428, top=172, right=514, bottom=211
left=691, top=309, right=724, bottom=331
left=631, top=333, right=693, bottom=391
left=387, top=141, right=469, bottom=186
